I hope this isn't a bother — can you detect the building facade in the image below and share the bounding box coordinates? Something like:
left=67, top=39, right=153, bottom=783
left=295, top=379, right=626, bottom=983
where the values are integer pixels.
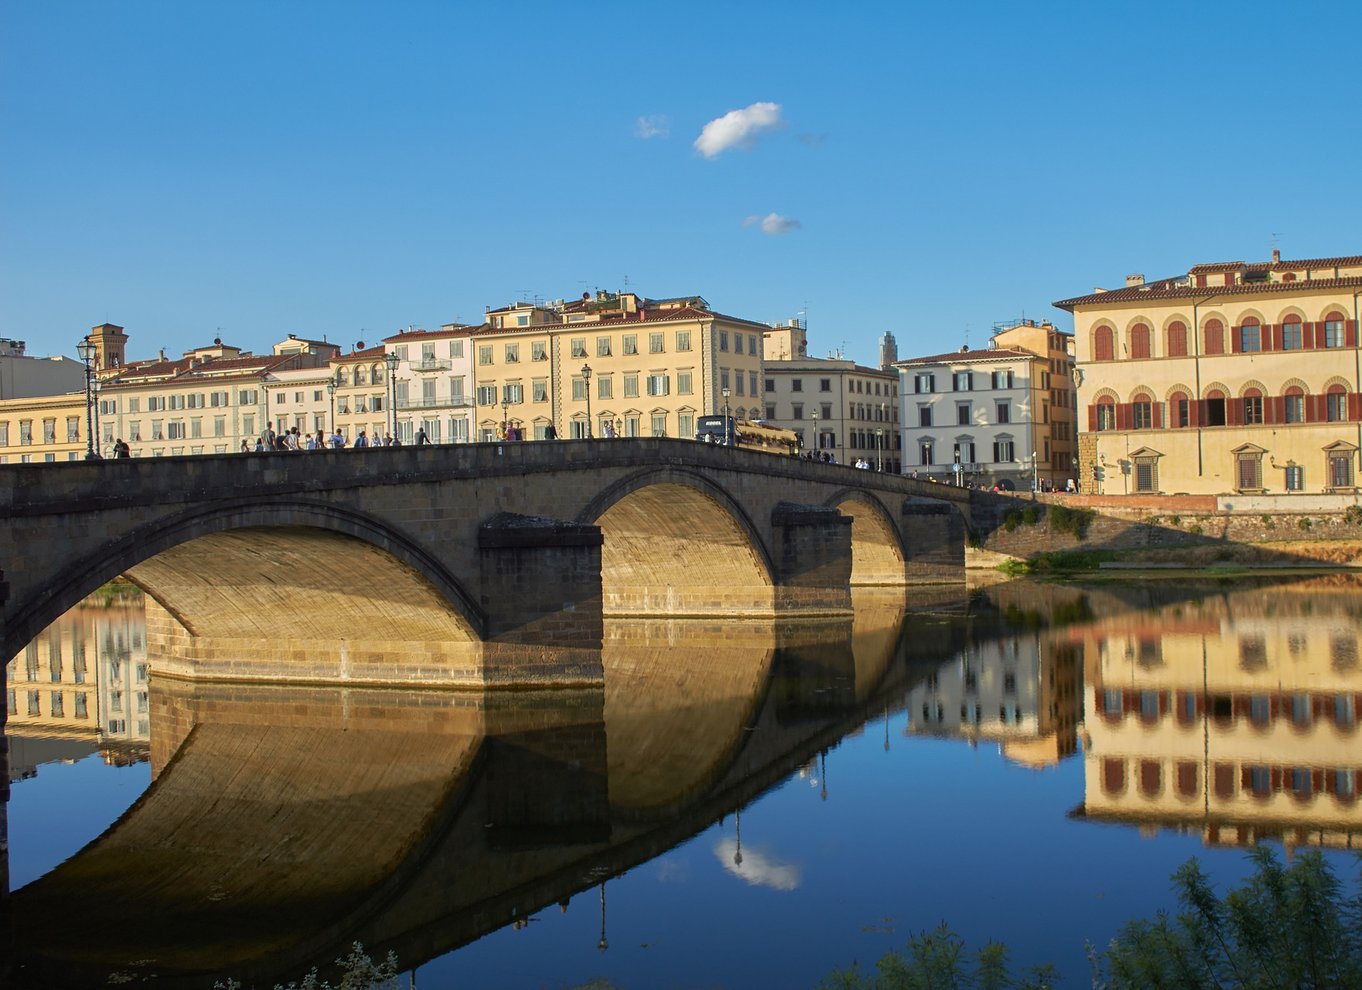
left=1057, top=253, right=1362, bottom=495
left=382, top=326, right=476, bottom=444
left=896, top=320, right=1076, bottom=489
left=762, top=322, right=901, bottom=469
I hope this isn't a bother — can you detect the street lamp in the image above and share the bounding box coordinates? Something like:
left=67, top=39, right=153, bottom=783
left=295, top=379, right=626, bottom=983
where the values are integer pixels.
left=77, top=336, right=97, bottom=459
left=722, top=386, right=731, bottom=446
left=876, top=428, right=884, bottom=472
left=384, top=352, right=399, bottom=440
left=812, top=407, right=819, bottom=453
left=581, top=363, right=593, bottom=438
left=326, top=379, right=337, bottom=435
left=501, top=395, right=509, bottom=439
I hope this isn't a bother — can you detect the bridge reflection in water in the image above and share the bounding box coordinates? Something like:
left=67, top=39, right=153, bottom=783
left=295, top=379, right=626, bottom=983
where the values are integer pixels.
left=7, top=588, right=954, bottom=989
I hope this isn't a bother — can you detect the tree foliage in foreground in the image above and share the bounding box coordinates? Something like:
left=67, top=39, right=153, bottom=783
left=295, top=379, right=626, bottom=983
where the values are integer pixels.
left=821, top=847, right=1362, bottom=989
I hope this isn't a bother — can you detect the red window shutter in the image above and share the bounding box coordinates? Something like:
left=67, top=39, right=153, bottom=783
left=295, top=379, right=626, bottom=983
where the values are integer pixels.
left=1350, top=393, right=1362, bottom=421
left=1226, top=397, right=1241, bottom=426
left=1309, top=394, right=1326, bottom=422
left=1116, top=403, right=1130, bottom=431
left=1348, top=320, right=1358, bottom=347
left=1088, top=405, right=1098, bottom=432
left=1241, top=766, right=1253, bottom=789
left=1265, top=324, right=1277, bottom=351
left=1153, top=402, right=1163, bottom=429
left=1304, top=322, right=1316, bottom=349
left=1196, top=274, right=1207, bottom=288
left=1271, top=396, right=1286, bottom=424
left=1230, top=326, right=1242, bottom=353
left=1190, top=400, right=1203, bottom=427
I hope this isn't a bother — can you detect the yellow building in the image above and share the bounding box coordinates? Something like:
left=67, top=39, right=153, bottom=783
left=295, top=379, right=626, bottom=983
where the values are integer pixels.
left=1057, top=253, right=1362, bottom=494
left=0, top=390, right=89, bottom=464
left=461, top=290, right=768, bottom=441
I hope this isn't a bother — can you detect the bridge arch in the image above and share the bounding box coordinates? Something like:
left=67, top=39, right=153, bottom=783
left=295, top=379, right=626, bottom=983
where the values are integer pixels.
left=826, top=490, right=907, bottom=585
left=578, top=467, right=776, bottom=616
left=6, top=498, right=483, bottom=661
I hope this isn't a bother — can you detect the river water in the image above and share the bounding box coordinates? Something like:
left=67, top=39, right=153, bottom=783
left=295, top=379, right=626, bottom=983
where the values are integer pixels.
left=5, top=574, right=1361, bottom=988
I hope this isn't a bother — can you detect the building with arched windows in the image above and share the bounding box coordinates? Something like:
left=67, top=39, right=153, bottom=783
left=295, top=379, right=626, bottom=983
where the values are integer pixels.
left=1058, top=253, right=1362, bottom=494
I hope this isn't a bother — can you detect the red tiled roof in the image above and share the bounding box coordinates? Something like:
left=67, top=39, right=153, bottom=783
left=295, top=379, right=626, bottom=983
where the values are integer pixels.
left=337, top=345, right=387, bottom=363
left=1187, top=261, right=1246, bottom=274
left=109, top=353, right=296, bottom=387
left=381, top=325, right=473, bottom=343
left=896, top=347, right=1036, bottom=366
left=1273, top=255, right=1362, bottom=270
left=457, top=305, right=769, bottom=338
left=1053, top=273, right=1362, bottom=311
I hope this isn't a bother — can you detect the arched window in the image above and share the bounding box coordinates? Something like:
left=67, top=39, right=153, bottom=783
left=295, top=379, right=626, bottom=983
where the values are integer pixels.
left=1238, top=317, right=1262, bottom=353
left=1243, top=387, right=1264, bottom=425
left=1095, top=396, right=1116, bottom=431
left=1102, top=757, right=1126, bottom=795
left=1205, top=388, right=1227, bottom=426
left=1284, top=385, right=1306, bottom=424
left=354, top=365, right=368, bottom=385
left=1323, top=311, right=1348, bottom=348
left=1282, top=317, right=1303, bottom=350
left=335, top=367, right=349, bottom=386
left=1203, top=319, right=1225, bottom=355
left=1327, top=384, right=1348, bottom=422
left=1129, top=323, right=1151, bottom=359
left=1133, top=391, right=1154, bottom=429
left=1169, top=390, right=1190, bottom=428
left=373, top=363, right=385, bottom=384
left=1139, top=760, right=1163, bottom=797
left=1166, top=321, right=1188, bottom=357
left=1094, top=326, right=1115, bottom=361
left=1283, top=272, right=1297, bottom=282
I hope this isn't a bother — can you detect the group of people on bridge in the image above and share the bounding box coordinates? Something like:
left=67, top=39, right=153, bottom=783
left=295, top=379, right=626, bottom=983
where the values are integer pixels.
left=242, top=426, right=436, bottom=453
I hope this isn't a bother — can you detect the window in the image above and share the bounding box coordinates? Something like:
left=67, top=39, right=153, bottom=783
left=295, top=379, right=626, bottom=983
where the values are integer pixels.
left=914, top=373, right=935, bottom=393
left=1205, top=391, right=1226, bottom=426
left=733, top=333, right=743, bottom=354
left=504, top=343, right=519, bottom=363
left=993, top=439, right=1014, bottom=462
left=676, top=330, right=691, bottom=351
left=1327, top=388, right=1347, bottom=422
left=1096, top=399, right=1115, bottom=431
left=995, top=401, right=1010, bottom=424
left=1285, top=464, right=1304, bottom=491
left=1130, top=324, right=1151, bottom=359
left=1236, top=451, right=1263, bottom=491
left=571, top=338, right=587, bottom=358
left=476, top=384, right=497, bottom=405
left=478, top=345, right=493, bottom=366
left=450, top=340, right=464, bottom=358
left=502, top=382, right=523, bottom=404
left=1171, top=391, right=1190, bottom=427
left=991, top=369, right=1014, bottom=389
left=1203, top=319, right=1225, bottom=355
left=1094, top=326, right=1114, bottom=361
left=749, top=334, right=758, bottom=354
left=651, top=412, right=668, bottom=436
left=1134, top=455, right=1158, bottom=493
left=1282, top=319, right=1303, bottom=350
left=918, top=406, right=932, bottom=427
left=624, top=374, right=639, bottom=398
left=647, top=374, right=669, bottom=396
left=1238, top=319, right=1261, bottom=352
left=1133, top=399, right=1152, bottom=429
left=792, top=403, right=803, bottom=419
left=649, top=332, right=664, bottom=354
left=1285, top=389, right=1305, bottom=423
left=1324, top=316, right=1345, bottom=348
left=820, top=378, right=831, bottom=392
left=957, top=403, right=971, bottom=426
left=532, top=341, right=548, bottom=361
left=952, top=371, right=972, bottom=391
left=750, top=372, right=758, bottom=396
left=597, top=376, right=613, bottom=400
left=1328, top=452, right=1354, bottom=488
left=919, top=441, right=934, bottom=466
left=596, top=337, right=611, bottom=357
left=1243, top=390, right=1263, bottom=425
left=1166, top=321, right=1188, bottom=357
left=792, top=379, right=803, bottom=392
left=677, top=371, right=693, bottom=395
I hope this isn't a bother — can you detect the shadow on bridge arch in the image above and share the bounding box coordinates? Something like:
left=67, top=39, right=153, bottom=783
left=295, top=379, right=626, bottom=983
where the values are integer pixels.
left=578, top=467, right=777, bottom=616
left=826, top=489, right=907, bottom=585
left=10, top=498, right=484, bottom=668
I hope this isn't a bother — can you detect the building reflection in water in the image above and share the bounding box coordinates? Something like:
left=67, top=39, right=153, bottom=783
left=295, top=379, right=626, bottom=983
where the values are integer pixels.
left=1071, top=576, right=1362, bottom=852
left=5, top=585, right=151, bottom=782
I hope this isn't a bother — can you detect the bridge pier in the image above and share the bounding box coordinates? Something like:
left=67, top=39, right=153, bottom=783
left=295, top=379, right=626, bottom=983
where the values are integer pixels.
left=901, top=499, right=966, bottom=582
left=771, top=502, right=853, bottom=614
left=477, top=513, right=604, bottom=688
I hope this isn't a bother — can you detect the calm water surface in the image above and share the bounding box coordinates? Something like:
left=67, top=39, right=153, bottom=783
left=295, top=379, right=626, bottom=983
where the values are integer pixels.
left=6, top=575, right=1361, bottom=988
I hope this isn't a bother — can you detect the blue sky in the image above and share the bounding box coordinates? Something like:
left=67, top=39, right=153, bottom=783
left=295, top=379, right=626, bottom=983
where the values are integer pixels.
left=4, top=1, right=1360, bottom=367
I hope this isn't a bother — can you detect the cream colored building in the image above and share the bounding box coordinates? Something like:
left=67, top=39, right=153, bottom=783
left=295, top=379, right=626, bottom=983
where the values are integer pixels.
left=762, top=322, right=901, bottom=469
left=464, top=290, right=767, bottom=441
left=0, top=390, right=88, bottom=464
left=895, top=320, right=1076, bottom=489
left=382, top=326, right=476, bottom=443
left=1057, top=252, right=1362, bottom=494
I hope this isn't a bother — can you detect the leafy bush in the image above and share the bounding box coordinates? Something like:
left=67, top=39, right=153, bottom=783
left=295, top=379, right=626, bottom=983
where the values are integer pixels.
left=1048, top=504, right=1094, bottom=540
left=1022, top=505, right=1039, bottom=526
left=1300, top=516, right=1314, bottom=531
left=1345, top=504, right=1362, bottom=526
left=1004, top=510, right=1022, bottom=532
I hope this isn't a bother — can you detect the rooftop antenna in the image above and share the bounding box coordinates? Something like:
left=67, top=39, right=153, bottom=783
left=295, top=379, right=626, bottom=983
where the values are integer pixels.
left=622, top=274, right=631, bottom=289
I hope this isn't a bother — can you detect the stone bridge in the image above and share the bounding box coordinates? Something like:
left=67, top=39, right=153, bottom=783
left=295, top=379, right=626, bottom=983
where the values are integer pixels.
left=0, top=441, right=967, bottom=687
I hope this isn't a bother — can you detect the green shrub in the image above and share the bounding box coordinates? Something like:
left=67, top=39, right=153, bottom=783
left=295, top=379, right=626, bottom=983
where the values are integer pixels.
left=1049, top=504, right=1094, bottom=540
left=1168, top=514, right=1181, bottom=526
left=1345, top=504, right=1362, bottom=525
left=1189, top=523, right=1204, bottom=536
left=1021, top=505, right=1039, bottom=526
left=1300, top=516, right=1313, bottom=531
left=1004, top=510, right=1022, bottom=532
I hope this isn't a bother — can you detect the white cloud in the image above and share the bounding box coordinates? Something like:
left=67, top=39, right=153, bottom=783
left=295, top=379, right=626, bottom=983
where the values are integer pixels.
left=635, top=114, right=670, bottom=139
left=743, top=212, right=802, bottom=235
left=694, top=101, right=783, bottom=158
left=715, top=839, right=802, bottom=890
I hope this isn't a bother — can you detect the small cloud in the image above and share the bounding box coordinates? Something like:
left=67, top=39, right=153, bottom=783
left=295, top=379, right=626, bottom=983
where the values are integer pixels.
left=694, top=101, right=783, bottom=158
left=715, top=839, right=802, bottom=891
left=635, top=114, right=670, bottom=139
left=743, top=212, right=802, bottom=235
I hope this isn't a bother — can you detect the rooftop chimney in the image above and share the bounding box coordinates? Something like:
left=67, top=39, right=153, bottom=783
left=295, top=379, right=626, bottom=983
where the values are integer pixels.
left=1272, top=247, right=1281, bottom=263
left=1125, top=274, right=1145, bottom=287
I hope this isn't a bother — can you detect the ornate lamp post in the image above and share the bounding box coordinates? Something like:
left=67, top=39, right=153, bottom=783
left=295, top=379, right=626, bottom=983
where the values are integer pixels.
left=384, top=352, right=399, bottom=439
left=876, top=428, right=884, bottom=472
left=501, top=395, right=509, bottom=439
left=722, top=386, right=731, bottom=446
left=811, top=407, right=819, bottom=454
left=77, top=336, right=97, bottom=459
left=326, top=379, right=337, bottom=435
left=581, top=363, right=593, bottom=438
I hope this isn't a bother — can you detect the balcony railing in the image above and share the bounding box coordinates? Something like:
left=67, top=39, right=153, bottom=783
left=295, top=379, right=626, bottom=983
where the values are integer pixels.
left=396, top=396, right=473, bottom=410
left=411, top=357, right=452, bottom=373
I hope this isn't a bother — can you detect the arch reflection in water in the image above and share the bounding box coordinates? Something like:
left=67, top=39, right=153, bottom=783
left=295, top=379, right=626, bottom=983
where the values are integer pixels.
left=7, top=590, right=918, bottom=989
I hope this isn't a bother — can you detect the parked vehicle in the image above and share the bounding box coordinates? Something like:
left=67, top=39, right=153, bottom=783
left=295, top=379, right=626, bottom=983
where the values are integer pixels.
left=695, top=416, right=801, bottom=456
